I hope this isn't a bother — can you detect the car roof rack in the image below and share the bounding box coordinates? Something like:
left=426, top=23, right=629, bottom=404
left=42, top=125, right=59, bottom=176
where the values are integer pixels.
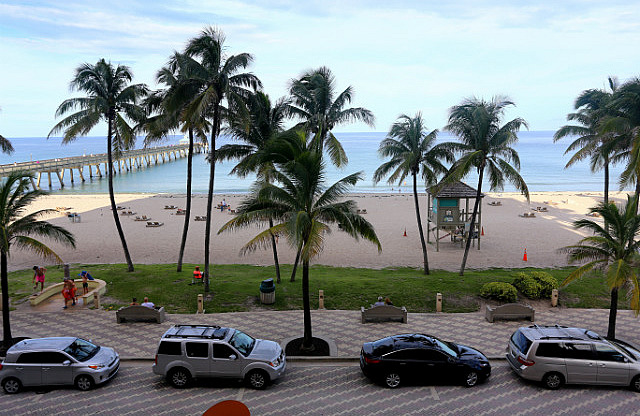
left=527, top=325, right=603, bottom=341
left=164, top=324, right=228, bottom=340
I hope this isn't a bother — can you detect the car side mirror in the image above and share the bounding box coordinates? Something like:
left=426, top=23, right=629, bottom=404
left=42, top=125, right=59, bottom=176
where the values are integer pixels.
left=448, top=357, right=455, bottom=363
left=229, top=354, right=237, bottom=360
left=62, top=360, right=71, bottom=366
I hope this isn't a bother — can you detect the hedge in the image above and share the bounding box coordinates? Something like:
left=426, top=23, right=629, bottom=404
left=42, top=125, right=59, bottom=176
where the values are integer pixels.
left=480, top=282, right=518, bottom=303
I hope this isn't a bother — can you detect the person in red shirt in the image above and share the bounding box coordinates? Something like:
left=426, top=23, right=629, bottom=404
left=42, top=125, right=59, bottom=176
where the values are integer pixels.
left=192, top=266, right=203, bottom=284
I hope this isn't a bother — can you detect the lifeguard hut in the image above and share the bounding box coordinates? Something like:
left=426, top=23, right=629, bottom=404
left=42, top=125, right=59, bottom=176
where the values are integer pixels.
left=427, top=181, right=484, bottom=252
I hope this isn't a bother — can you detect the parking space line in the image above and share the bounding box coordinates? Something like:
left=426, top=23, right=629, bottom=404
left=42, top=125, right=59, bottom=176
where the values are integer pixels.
left=430, top=386, right=439, bottom=401
left=236, top=387, right=245, bottom=401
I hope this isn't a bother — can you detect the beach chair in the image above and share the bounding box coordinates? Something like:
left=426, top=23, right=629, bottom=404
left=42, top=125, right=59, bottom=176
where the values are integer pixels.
left=146, top=221, right=164, bottom=227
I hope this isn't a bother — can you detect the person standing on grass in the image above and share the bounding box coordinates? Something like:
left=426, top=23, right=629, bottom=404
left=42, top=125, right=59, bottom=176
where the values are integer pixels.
left=32, top=266, right=46, bottom=293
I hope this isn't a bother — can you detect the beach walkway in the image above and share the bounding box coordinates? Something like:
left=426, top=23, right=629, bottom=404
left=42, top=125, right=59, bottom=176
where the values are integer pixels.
left=3, top=305, right=639, bottom=360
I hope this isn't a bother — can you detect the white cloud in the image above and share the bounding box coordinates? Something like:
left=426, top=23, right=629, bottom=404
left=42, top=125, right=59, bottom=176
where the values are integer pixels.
left=1, top=0, right=639, bottom=137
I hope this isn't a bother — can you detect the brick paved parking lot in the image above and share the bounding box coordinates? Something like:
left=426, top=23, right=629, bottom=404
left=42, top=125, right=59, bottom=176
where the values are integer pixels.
left=3, top=362, right=640, bottom=416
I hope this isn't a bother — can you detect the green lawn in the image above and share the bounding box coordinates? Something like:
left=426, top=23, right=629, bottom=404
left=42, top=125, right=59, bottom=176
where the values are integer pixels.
left=5, top=263, right=624, bottom=314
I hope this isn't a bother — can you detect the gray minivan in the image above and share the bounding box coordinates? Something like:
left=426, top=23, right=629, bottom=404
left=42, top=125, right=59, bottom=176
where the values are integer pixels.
left=0, top=337, right=120, bottom=394
left=506, top=325, right=640, bottom=391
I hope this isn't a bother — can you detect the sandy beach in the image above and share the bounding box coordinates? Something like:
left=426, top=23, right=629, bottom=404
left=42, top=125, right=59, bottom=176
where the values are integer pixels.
left=8, top=191, right=628, bottom=273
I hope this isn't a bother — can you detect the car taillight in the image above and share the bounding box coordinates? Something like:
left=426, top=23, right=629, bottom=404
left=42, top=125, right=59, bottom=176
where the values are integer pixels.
left=154, top=354, right=158, bottom=365
left=0, top=363, right=3, bottom=370
left=364, top=356, right=380, bottom=364
left=517, top=356, right=535, bottom=366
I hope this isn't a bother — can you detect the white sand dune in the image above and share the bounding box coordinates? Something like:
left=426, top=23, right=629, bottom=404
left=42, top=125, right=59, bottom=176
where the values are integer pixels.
left=9, top=191, right=626, bottom=273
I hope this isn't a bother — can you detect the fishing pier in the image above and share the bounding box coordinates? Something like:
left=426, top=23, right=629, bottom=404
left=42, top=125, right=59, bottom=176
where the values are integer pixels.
left=0, top=143, right=206, bottom=189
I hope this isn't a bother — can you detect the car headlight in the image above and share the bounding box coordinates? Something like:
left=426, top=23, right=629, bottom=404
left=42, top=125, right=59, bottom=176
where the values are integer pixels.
left=88, top=364, right=105, bottom=369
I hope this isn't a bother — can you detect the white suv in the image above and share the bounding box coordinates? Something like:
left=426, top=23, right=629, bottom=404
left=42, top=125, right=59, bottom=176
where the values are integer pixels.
left=152, top=325, right=286, bottom=389
left=507, top=325, right=640, bottom=391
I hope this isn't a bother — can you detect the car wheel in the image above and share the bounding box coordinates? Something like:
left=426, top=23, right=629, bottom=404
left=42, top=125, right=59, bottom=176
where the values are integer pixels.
left=168, top=368, right=191, bottom=389
left=246, top=370, right=269, bottom=390
left=542, top=372, right=564, bottom=390
left=75, top=375, right=94, bottom=391
left=384, top=372, right=401, bottom=388
left=631, top=375, right=640, bottom=393
left=2, top=377, right=22, bottom=394
left=464, top=371, right=479, bottom=387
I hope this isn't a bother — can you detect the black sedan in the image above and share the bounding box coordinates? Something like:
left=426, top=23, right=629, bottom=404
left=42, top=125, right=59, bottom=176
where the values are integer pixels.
left=360, top=334, right=491, bottom=388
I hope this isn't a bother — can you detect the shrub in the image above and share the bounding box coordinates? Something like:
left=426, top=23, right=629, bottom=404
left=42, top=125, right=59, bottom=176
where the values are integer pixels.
left=512, top=273, right=542, bottom=299
left=480, top=282, right=517, bottom=303
left=530, top=271, right=558, bottom=298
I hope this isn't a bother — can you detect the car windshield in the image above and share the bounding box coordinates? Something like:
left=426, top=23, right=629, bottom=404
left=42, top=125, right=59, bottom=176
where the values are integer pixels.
left=229, top=330, right=255, bottom=356
left=63, top=338, right=100, bottom=362
left=433, top=338, right=458, bottom=357
left=608, top=339, right=639, bottom=361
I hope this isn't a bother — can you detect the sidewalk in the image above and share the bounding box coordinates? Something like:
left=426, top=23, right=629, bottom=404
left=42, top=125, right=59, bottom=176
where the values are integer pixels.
left=3, top=307, right=639, bottom=360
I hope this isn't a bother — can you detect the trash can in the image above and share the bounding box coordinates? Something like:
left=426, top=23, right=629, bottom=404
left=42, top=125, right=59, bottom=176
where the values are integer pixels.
left=259, top=278, right=275, bottom=304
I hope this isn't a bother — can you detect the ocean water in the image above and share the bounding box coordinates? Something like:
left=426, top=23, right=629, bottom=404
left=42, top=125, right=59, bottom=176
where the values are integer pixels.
left=0, top=132, right=628, bottom=194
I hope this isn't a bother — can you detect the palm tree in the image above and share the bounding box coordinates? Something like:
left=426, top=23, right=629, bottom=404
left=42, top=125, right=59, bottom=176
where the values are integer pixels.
left=48, top=59, right=148, bottom=272
left=443, top=96, right=529, bottom=276
left=604, top=78, right=640, bottom=204
left=217, top=92, right=289, bottom=282
left=0, top=107, right=14, bottom=154
left=144, top=53, right=209, bottom=272
left=218, top=131, right=381, bottom=350
left=559, top=197, right=640, bottom=339
left=554, top=77, right=619, bottom=206
left=181, top=27, right=261, bottom=292
left=288, top=66, right=375, bottom=167
left=373, top=113, right=452, bottom=275
left=1, top=172, right=75, bottom=351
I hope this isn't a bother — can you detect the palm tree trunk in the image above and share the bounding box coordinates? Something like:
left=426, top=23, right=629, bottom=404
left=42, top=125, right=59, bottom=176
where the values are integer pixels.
left=107, top=113, right=134, bottom=272
left=412, top=172, right=429, bottom=275
left=269, top=218, right=281, bottom=283
left=604, top=159, right=610, bottom=205
left=301, top=259, right=313, bottom=351
left=204, top=103, right=220, bottom=293
left=607, top=287, right=618, bottom=339
left=177, top=128, right=194, bottom=272
left=604, top=160, right=609, bottom=231
left=1, top=250, right=12, bottom=349
left=460, top=166, right=484, bottom=276
left=635, top=180, right=640, bottom=213
left=290, top=247, right=301, bottom=282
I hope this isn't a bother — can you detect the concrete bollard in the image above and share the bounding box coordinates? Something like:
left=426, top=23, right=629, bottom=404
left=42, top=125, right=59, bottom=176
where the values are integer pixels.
left=551, top=289, right=559, bottom=307
left=93, top=292, right=100, bottom=309
left=197, top=294, right=204, bottom=314
left=318, top=290, right=325, bottom=309
left=436, top=292, right=443, bottom=312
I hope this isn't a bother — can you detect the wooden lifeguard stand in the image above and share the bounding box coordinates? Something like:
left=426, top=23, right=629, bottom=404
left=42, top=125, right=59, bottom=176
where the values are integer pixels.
left=427, top=181, right=484, bottom=252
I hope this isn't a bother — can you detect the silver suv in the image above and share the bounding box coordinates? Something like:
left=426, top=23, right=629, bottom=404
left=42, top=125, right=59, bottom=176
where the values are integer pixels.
left=152, top=325, right=286, bottom=389
left=507, top=325, right=640, bottom=391
left=0, top=337, right=120, bottom=394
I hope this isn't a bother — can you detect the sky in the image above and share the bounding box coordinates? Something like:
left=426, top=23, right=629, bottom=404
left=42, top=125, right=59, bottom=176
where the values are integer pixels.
left=1, top=0, right=639, bottom=138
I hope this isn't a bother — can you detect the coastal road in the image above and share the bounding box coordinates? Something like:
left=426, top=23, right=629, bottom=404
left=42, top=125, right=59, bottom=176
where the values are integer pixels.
left=3, top=361, right=639, bottom=415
